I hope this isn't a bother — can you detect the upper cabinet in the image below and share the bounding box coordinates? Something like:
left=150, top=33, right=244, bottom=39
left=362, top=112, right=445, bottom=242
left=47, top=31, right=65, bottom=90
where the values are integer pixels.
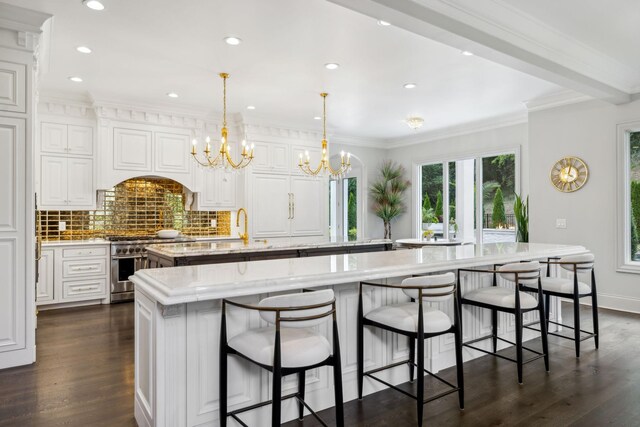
left=39, top=122, right=95, bottom=210
left=0, top=60, right=26, bottom=113
left=196, top=169, right=238, bottom=210
left=113, top=128, right=152, bottom=172
left=155, top=132, right=190, bottom=174
left=251, top=141, right=289, bottom=174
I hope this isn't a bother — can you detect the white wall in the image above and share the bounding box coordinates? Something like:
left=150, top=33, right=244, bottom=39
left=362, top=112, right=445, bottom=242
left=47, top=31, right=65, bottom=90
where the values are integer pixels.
left=387, top=123, right=529, bottom=240
left=529, top=99, right=640, bottom=313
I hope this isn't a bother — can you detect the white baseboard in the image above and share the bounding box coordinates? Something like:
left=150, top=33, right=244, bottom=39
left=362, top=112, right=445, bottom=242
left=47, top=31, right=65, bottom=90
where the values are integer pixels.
left=578, top=293, right=640, bottom=314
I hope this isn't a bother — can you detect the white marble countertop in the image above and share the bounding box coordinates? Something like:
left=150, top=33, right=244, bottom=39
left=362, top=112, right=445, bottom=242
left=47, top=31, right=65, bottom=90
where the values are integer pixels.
left=396, top=238, right=470, bottom=247
left=145, top=238, right=391, bottom=257
left=131, top=242, right=587, bottom=305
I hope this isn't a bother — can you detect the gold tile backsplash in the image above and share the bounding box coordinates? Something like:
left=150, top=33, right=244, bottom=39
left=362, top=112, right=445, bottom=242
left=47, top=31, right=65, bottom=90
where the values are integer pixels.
left=39, top=178, right=231, bottom=240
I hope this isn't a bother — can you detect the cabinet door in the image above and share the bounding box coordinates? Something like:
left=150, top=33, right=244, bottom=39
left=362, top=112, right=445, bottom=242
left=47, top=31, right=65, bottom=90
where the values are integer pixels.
left=40, top=156, right=68, bottom=206
left=218, top=170, right=236, bottom=208
left=113, top=128, right=152, bottom=171
left=251, top=174, right=290, bottom=237
left=290, top=176, right=326, bottom=236
left=66, top=157, right=94, bottom=207
left=36, top=249, right=54, bottom=304
left=291, top=144, right=323, bottom=175
left=0, top=61, right=26, bottom=113
left=250, top=141, right=289, bottom=173
left=41, top=122, right=67, bottom=154
left=67, top=125, right=93, bottom=156
left=155, top=132, right=190, bottom=173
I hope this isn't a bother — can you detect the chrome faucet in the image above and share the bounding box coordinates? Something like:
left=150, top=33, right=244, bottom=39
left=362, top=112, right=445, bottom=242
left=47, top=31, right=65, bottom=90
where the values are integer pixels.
left=236, top=208, right=249, bottom=245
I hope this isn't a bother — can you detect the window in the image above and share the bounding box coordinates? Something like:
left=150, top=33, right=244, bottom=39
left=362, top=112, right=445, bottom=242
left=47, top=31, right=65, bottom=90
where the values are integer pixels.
left=618, top=123, right=640, bottom=271
left=417, top=150, right=518, bottom=244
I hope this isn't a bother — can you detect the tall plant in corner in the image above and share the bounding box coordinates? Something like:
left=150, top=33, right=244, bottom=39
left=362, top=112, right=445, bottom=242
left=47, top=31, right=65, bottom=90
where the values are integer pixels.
left=514, top=193, right=529, bottom=242
left=370, top=160, right=411, bottom=239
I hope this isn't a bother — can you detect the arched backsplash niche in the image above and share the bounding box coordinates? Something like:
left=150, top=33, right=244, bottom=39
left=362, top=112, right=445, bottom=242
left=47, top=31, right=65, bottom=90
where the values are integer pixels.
left=38, top=177, right=231, bottom=240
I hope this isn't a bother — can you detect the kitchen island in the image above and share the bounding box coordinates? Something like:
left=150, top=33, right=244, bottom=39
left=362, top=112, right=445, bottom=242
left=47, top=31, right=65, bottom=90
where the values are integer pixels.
left=145, top=238, right=392, bottom=267
left=131, top=242, right=586, bottom=427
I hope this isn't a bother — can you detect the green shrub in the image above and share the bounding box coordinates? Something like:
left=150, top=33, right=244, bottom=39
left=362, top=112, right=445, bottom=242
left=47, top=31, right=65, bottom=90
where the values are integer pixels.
left=632, top=210, right=639, bottom=260
left=632, top=181, right=640, bottom=238
left=435, top=191, right=443, bottom=221
left=422, top=192, right=432, bottom=211
left=492, top=188, right=506, bottom=228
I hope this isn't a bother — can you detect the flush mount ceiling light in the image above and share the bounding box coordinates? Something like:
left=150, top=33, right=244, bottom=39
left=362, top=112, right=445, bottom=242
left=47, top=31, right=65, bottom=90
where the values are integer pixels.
left=246, top=105, right=256, bottom=110
left=224, top=36, right=242, bottom=46
left=377, top=20, right=391, bottom=26
left=461, top=50, right=474, bottom=56
left=68, top=76, right=83, bottom=82
left=76, top=46, right=92, bottom=54
left=405, top=116, right=424, bottom=130
left=324, top=63, right=340, bottom=70
left=403, top=83, right=417, bottom=89
left=313, top=116, right=322, bottom=120
left=166, top=92, right=179, bottom=98
left=83, top=0, right=105, bottom=11
left=299, top=93, right=351, bottom=178
left=190, top=73, right=254, bottom=170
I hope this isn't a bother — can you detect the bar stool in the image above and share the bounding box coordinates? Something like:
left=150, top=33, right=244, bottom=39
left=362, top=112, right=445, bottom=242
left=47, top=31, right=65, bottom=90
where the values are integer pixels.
left=458, top=261, right=549, bottom=384
left=219, top=289, right=344, bottom=427
left=522, top=253, right=598, bottom=357
left=357, top=272, right=464, bottom=427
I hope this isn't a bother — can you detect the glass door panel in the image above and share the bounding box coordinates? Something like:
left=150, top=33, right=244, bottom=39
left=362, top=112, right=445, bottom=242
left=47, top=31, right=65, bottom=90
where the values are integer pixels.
left=481, top=154, right=516, bottom=243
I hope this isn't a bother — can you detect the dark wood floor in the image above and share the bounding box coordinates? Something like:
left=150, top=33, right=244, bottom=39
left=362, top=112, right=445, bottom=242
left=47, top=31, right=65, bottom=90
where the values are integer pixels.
left=0, top=303, right=638, bottom=426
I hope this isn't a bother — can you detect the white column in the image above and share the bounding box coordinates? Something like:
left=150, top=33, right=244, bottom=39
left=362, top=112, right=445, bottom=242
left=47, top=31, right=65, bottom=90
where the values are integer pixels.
left=0, top=3, right=51, bottom=369
left=456, top=159, right=475, bottom=242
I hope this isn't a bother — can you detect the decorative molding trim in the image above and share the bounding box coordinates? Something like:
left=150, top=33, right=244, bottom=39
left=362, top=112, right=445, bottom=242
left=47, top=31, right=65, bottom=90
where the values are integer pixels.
left=385, top=110, right=528, bottom=148
left=524, top=89, right=592, bottom=112
left=92, top=100, right=206, bottom=130
left=39, top=95, right=94, bottom=119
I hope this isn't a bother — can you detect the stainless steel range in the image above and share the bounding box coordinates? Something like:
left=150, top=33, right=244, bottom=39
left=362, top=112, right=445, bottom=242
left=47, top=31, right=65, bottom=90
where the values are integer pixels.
left=110, top=236, right=195, bottom=303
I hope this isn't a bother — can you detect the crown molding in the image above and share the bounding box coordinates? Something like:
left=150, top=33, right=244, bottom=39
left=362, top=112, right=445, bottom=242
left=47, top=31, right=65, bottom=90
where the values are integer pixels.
left=38, top=93, right=95, bottom=118
left=524, top=89, right=592, bottom=112
left=0, top=3, right=51, bottom=35
left=385, top=111, right=528, bottom=148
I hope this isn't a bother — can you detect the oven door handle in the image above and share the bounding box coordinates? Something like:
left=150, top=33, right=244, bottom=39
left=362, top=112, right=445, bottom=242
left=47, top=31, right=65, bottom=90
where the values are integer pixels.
left=112, top=255, right=145, bottom=260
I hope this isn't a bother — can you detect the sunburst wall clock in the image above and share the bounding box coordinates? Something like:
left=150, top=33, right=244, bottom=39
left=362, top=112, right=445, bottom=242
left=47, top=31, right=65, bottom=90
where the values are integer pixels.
left=550, top=156, right=588, bottom=192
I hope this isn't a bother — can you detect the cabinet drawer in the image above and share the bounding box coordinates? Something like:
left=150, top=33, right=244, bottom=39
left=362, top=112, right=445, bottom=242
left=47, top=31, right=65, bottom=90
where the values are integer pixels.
left=62, top=258, right=107, bottom=278
left=62, top=247, right=107, bottom=258
left=62, top=278, right=107, bottom=300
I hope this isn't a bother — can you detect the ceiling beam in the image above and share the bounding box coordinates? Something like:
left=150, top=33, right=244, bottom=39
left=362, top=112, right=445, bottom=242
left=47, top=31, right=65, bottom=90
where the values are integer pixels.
left=328, top=0, right=632, bottom=104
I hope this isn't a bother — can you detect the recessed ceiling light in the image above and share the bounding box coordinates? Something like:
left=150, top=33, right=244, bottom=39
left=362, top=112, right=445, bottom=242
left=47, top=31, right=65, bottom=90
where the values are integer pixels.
left=76, top=46, right=92, bottom=54
left=166, top=92, right=179, bottom=98
left=324, top=63, right=340, bottom=70
left=68, top=76, right=83, bottom=83
left=246, top=105, right=256, bottom=110
left=313, top=116, right=322, bottom=120
left=403, top=83, right=417, bottom=89
left=83, top=0, right=105, bottom=11
left=224, top=36, right=242, bottom=46
left=377, top=20, right=391, bottom=26
left=461, top=50, right=474, bottom=56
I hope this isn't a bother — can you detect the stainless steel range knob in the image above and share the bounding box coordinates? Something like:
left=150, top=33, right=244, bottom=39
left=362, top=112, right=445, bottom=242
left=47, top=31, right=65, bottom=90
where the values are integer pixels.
left=115, top=248, right=122, bottom=254
left=135, top=247, right=142, bottom=253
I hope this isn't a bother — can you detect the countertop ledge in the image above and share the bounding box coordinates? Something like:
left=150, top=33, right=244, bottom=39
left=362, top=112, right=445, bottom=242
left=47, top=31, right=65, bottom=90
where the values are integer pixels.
left=131, top=243, right=587, bottom=306
left=145, top=238, right=391, bottom=257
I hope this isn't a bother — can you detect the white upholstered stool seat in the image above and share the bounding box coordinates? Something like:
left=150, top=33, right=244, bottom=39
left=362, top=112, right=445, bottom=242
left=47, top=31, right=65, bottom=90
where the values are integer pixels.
left=365, top=303, right=452, bottom=334
left=228, top=326, right=331, bottom=368
left=539, top=277, right=591, bottom=295
left=463, top=287, right=538, bottom=309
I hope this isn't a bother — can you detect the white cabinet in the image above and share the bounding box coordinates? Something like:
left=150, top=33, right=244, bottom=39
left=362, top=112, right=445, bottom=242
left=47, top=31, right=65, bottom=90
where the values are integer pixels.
left=39, top=121, right=95, bottom=209
left=155, top=132, right=190, bottom=174
left=41, top=122, right=93, bottom=156
left=291, top=144, right=322, bottom=175
left=113, top=127, right=152, bottom=172
left=40, top=155, right=94, bottom=209
left=251, top=173, right=327, bottom=238
left=197, top=169, right=238, bottom=209
left=290, top=176, right=325, bottom=236
left=251, top=141, right=289, bottom=173
left=37, top=244, right=110, bottom=307
left=37, top=249, right=55, bottom=304
left=0, top=60, right=26, bottom=113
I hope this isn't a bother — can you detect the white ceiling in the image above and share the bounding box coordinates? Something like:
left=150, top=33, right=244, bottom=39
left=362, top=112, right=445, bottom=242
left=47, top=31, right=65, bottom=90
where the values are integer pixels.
left=0, top=0, right=572, bottom=139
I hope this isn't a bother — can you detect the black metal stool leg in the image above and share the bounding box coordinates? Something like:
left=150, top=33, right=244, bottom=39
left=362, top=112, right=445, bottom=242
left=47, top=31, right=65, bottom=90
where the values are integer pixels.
left=573, top=295, right=581, bottom=358
left=409, top=338, right=415, bottom=382
left=272, top=331, right=282, bottom=427
left=357, top=287, right=364, bottom=400
left=544, top=293, right=551, bottom=332
left=220, top=309, right=228, bottom=427
left=332, top=317, right=345, bottom=427
left=416, top=302, right=425, bottom=427
left=297, top=370, right=306, bottom=421
left=538, top=299, right=550, bottom=372
left=454, top=310, right=464, bottom=409
left=515, top=311, right=523, bottom=384
left=591, top=270, right=599, bottom=349
left=491, top=308, right=498, bottom=353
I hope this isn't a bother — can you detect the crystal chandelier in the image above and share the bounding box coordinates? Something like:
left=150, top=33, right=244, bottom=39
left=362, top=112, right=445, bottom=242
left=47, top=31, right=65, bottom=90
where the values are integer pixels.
left=191, top=73, right=254, bottom=170
left=405, top=116, right=424, bottom=130
left=298, top=93, right=351, bottom=178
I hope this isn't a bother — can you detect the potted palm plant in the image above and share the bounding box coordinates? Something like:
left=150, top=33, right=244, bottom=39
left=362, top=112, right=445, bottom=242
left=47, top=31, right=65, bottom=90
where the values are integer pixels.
left=514, top=193, right=529, bottom=242
left=369, top=161, right=411, bottom=239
